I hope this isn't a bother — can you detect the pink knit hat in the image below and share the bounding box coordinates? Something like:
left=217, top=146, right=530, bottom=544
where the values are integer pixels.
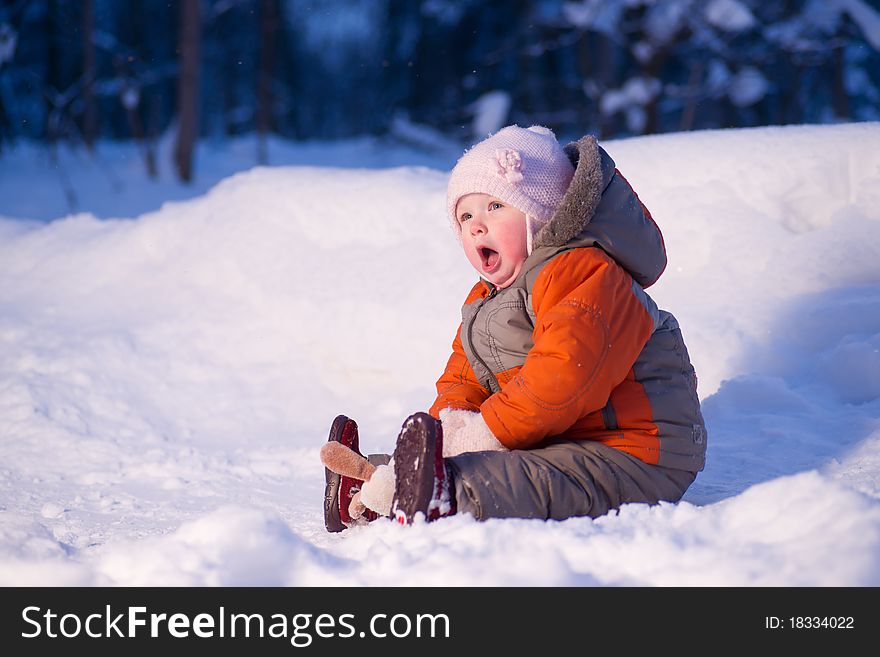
left=447, top=125, right=575, bottom=254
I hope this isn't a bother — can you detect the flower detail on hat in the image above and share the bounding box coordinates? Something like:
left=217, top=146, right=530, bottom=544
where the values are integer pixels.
left=494, top=148, right=524, bottom=184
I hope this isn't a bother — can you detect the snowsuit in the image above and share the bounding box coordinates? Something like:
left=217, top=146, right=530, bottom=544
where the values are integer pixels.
left=430, top=135, right=707, bottom=520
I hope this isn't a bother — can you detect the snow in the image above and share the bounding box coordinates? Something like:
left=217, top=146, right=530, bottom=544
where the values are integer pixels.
left=0, top=23, right=16, bottom=64
left=839, top=0, right=880, bottom=51
left=470, top=91, right=512, bottom=138
left=704, top=0, right=756, bottom=33
left=727, top=66, right=769, bottom=106
left=770, top=0, right=880, bottom=52
left=286, top=0, right=384, bottom=71
left=120, top=86, right=139, bottom=111
left=644, top=0, right=688, bottom=45
left=562, top=0, right=623, bottom=35
left=600, top=76, right=662, bottom=133
left=1, top=122, right=880, bottom=586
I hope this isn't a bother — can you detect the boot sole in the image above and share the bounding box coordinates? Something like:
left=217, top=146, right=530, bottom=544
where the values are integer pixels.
left=324, top=415, right=354, bottom=533
left=324, top=415, right=381, bottom=533
left=392, top=413, right=437, bottom=525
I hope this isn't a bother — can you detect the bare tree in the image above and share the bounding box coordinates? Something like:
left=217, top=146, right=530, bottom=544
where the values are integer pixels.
left=115, top=55, right=157, bottom=178
left=174, top=0, right=201, bottom=183
left=256, top=0, right=277, bottom=164
left=80, top=0, right=97, bottom=149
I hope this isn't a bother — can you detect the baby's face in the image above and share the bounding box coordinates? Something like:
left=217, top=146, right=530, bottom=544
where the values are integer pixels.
left=455, top=193, right=528, bottom=288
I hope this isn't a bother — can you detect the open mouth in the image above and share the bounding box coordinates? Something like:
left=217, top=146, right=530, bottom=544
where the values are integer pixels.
left=479, top=246, right=500, bottom=273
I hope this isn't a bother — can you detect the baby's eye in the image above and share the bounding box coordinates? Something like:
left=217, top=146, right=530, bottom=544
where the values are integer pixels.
left=459, top=213, right=472, bottom=223
left=489, top=202, right=503, bottom=210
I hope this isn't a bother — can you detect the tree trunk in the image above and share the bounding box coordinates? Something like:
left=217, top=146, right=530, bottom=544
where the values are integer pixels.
left=780, top=59, right=801, bottom=125
left=114, top=57, right=157, bottom=178
left=831, top=33, right=849, bottom=120
left=679, top=60, right=704, bottom=131
left=219, top=9, right=238, bottom=136
left=81, top=0, right=97, bottom=149
left=641, top=48, right=671, bottom=135
left=596, top=32, right=615, bottom=140
left=256, top=0, right=277, bottom=164
left=573, top=32, right=591, bottom=130
left=44, top=0, right=60, bottom=143
left=174, top=0, right=201, bottom=183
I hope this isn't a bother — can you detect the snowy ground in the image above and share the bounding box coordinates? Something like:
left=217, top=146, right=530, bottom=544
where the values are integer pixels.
left=1, top=122, right=879, bottom=586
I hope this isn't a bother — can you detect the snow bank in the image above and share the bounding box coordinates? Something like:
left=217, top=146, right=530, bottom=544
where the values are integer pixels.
left=37, top=470, right=880, bottom=587
left=1, top=123, right=879, bottom=585
left=94, top=507, right=352, bottom=587
left=334, top=470, right=880, bottom=586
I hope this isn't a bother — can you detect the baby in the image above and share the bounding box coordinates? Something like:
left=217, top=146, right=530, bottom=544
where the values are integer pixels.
left=322, top=125, right=706, bottom=530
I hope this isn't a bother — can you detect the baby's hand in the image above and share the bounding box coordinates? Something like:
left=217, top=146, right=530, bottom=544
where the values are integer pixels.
left=439, top=407, right=467, bottom=438
left=439, top=408, right=509, bottom=457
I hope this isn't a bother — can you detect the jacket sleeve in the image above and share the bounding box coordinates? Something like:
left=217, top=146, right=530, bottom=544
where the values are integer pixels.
left=428, top=324, right=491, bottom=419
left=480, top=248, right=657, bottom=449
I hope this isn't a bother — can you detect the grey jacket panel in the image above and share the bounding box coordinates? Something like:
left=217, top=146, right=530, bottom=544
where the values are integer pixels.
left=472, top=286, right=534, bottom=376
left=448, top=439, right=696, bottom=521
left=631, top=312, right=707, bottom=471
left=460, top=299, right=497, bottom=393
left=571, top=149, right=667, bottom=288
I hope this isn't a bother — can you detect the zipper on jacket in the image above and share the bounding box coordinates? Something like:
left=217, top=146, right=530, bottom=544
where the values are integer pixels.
left=465, top=283, right=501, bottom=393
left=601, top=399, right=618, bottom=431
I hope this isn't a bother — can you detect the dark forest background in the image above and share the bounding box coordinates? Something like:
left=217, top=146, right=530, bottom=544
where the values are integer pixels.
left=1, top=0, right=878, bottom=181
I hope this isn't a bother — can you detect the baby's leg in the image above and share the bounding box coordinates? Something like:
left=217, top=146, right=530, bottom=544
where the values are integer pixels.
left=447, top=439, right=695, bottom=521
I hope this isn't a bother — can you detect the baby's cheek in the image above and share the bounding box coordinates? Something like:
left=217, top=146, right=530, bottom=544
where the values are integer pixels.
left=500, top=241, right=528, bottom=264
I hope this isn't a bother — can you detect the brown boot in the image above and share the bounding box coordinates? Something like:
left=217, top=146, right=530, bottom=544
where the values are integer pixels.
left=391, top=412, right=456, bottom=525
left=322, top=415, right=380, bottom=532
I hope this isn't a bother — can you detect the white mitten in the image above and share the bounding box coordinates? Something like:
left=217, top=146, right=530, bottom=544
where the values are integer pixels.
left=439, top=408, right=509, bottom=457
left=359, top=462, right=395, bottom=516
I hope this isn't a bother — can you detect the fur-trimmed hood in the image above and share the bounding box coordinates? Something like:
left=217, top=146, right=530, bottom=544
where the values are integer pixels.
left=530, top=135, right=667, bottom=288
